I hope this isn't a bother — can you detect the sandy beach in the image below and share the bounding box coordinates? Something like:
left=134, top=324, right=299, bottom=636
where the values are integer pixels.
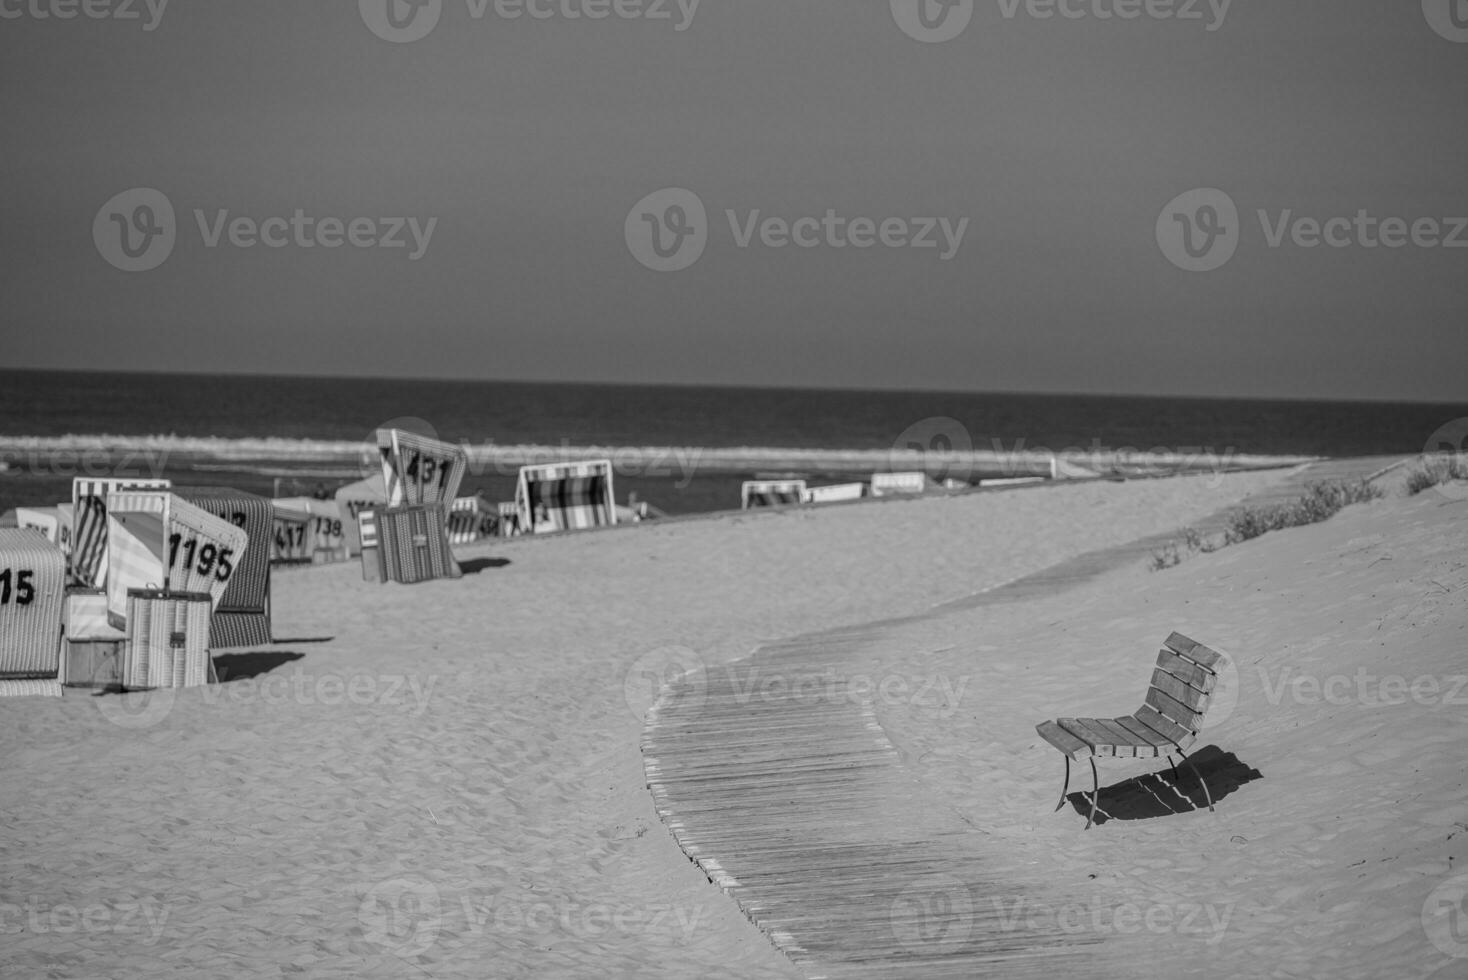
left=2, top=466, right=1464, bottom=979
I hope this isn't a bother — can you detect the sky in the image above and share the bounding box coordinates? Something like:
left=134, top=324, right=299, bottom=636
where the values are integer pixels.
left=1, top=0, right=1465, bottom=401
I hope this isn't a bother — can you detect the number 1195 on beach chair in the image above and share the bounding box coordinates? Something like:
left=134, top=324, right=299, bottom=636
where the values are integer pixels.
left=1036, top=632, right=1226, bottom=829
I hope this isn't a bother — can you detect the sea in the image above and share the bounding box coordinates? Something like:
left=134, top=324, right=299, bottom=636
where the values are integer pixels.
left=1, top=369, right=1463, bottom=518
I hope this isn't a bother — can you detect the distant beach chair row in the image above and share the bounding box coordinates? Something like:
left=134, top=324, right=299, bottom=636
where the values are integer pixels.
left=740, top=469, right=1051, bottom=510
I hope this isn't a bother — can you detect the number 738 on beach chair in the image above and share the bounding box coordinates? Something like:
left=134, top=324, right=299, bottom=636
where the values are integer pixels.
left=1035, top=632, right=1225, bottom=830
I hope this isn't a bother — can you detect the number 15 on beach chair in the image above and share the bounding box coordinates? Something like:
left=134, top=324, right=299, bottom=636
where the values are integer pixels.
left=1035, top=632, right=1226, bottom=830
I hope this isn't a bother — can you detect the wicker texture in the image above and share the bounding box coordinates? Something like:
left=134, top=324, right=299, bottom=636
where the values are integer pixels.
left=376, top=505, right=461, bottom=585
left=124, top=590, right=212, bottom=689
left=0, top=528, right=66, bottom=678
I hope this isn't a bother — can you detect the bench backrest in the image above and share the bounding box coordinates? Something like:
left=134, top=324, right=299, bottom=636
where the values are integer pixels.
left=1139, top=632, right=1223, bottom=743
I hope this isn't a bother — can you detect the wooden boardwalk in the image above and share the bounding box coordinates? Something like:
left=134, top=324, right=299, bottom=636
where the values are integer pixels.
left=640, top=458, right=1409, bottom=978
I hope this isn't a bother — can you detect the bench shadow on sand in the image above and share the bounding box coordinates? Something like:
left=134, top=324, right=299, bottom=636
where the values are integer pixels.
left=1063, top=746, right=1263, bottom=825
left=459, top=557, right=511, bottom=574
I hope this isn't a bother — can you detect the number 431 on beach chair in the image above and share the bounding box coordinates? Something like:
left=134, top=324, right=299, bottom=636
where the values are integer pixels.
left=1036, top=632, right=1226, bottom=830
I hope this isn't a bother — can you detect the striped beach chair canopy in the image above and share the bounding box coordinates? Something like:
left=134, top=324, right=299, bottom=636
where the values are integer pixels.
left=447, top=495, right=492, bottom=545
left=272, top=496, right=348, bottom=562
left=69, top=477, right=171, bottom=589
left=174, top=487, right=273, bottom=647
left=516, top=460, right=617, bottom=534
left=741, top=480, right=807, bottom=510
left=376, top=428, right=467, bottom=513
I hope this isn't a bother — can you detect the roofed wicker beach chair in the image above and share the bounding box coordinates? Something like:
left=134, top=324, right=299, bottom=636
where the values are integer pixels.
left=1036, top=632, right=1225, bottom=829
left=517, top=460, right=617, bottom=533
left=740, top=479, right=807, bottom=510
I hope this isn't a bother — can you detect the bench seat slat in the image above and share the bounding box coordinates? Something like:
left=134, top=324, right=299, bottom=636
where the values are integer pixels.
left=1134, top=704, right=1197, bottom=752
left=1155, top=650, right=1217, bottom=693
left=1145, top=687, right=1203, bottom=730
left=1114, top=715, right=1174, bottom=753
left=1036, top=720, right=1089, bottom=760
left=1163, top=632, right=1224, bottom=670
left=1058, top=718, right=1118, bottom=757
left=1150, top=670, right=1212, bottom=712
left=1091, top=718, right=1158, bottom=758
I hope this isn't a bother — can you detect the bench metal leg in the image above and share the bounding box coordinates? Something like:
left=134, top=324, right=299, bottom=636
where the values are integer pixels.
left=1179, top=752, right=1215, bottom=813
left=1055, top=755, right=1072, bottom=812
left=1085, top=757, right=1099, bottom=830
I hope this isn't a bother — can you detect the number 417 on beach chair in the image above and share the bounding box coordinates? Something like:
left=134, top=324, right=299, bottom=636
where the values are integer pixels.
left=1035, top=632, right=1226, bottom=830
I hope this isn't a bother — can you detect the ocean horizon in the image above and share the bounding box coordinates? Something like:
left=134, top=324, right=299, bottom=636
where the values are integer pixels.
left=2, top=368, right=1463, bottom=517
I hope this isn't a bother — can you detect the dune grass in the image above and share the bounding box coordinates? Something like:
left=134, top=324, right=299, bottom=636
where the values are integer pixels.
left=1150, top=479, right=1383, bottom=572
left=1404, top=455, right=1468, bottom=496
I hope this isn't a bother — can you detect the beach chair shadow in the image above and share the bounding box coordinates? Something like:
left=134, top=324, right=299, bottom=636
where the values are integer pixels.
left=1064, top=746, right=1262, bottom=826
left=459, top=557, right=511, bottom=574
left=213, top=651, right=306, bottom=682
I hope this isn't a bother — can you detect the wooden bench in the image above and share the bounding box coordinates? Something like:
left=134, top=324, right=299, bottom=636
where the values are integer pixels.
left=1036, top=632, right=1225, bottom=829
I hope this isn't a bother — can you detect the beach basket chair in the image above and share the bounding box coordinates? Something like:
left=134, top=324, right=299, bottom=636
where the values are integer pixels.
left=376, top=428, right=468, bottom=513
left=802, top=483, right=865, bottom=505
left=447, top=495, right=491, bottom=545
left=1036, top=632, right=1225, bottom=829
left=334, top=474, right=387, bottom=557
left=496, top=501, right=520, bottom=538
left=359, top=505, right=461, bottom=585
left=15, top=507, right=61, bottom=545
left=0, top=528, right=66, bottom=695
left=59, top=588, right=126, bottom=689
left=103, top=490, right=249, bottom=631
left=270, top=506, right=314, bottom=565
left=869, top=472, right=931, bottom=497
left=68, top=477, right=171, bottom=588
left=741, top=480, right=807, bottom=510
left=272, top=497, right=349, bottom=563
left=122, top=588, right=215, bottom=689
left=175, top=487, right=272, bottom=648
left=516, top=460, right=617, bottom=534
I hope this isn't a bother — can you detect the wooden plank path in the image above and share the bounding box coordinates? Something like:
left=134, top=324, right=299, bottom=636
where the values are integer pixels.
left=641, top=458, right=1408, bottom=978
